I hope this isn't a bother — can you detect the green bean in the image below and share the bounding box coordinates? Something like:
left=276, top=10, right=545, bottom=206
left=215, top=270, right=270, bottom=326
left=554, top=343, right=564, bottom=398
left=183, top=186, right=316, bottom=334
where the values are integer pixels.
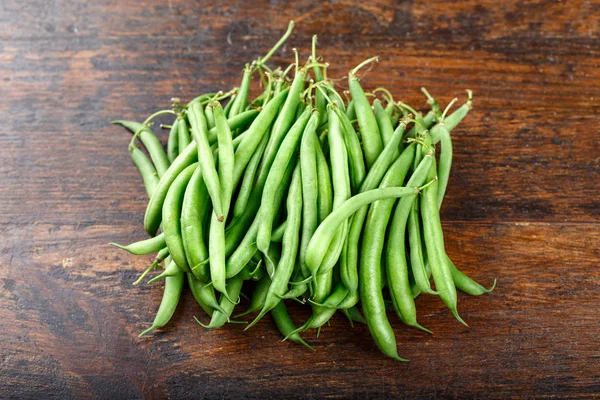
left=299, top=112, right=320, bottom=277
left=110, top=232, right=165, bottom=255
left=188, top=272, right=229, bottom=317
left=147, top=256, right=182, bottom=284
left=188, top=101, right=223, bottom=221
left=344, top=306, right=366, bottom=325
left=229, top=65, right=252, bottom=118
left=256, top=107, right=311, bottom=253
left=132, top=246, right=170, bottom=286
left=281, top=269, right=310, bottom=300
left=361, top=238, right=406, bottom=361
left=271, top=220, right=287, bottom=243
left=233, top=132, right=269, bottom=218
left=348, top=58, right=382, bottom=168
left=224, top=93, right=236, bottom=117
left=346, top=99, right=356, bottom=121
left=236, top=274, right=272, bottom=317
left=312, top=283, right=348, bottom=308
left=113, top=120, right=170, bottom=177
left=264, top=243, right=281, bottom=279
left=436, top=122, right=452, bottom=209
left=233, top=88, right=290, bottom=187
left=373, top=99, right=394, bottom=146
left=337, top=287, right=359, bottom=309
left=225, top=222, right=259, bottom=279
left=305, top=262, right=334, bottom=330
left=315, top=137, right=332, bottom=225
left=128, top=144, right=160, bottom=198
left=306, top=185, right=421, bottom=274
left=385, top=153, right=434, bottom=333
left=421, top=159, right=466, bottom=325
left=163, top=163, right=197, bottom=272
left=195, top=275, right=244, bottom=329
left=447, top=255, right=496, bottom=295
left=271, top=301, right=314, bottom=350
left=407, top=197, right=437, bottom=295
left=328, top=106, right=351, bottom=207
left=239, top=260, right=265, bottom=281
left=295, top=101, right=307, bottom=120
left=181, top=166, right=210, bottom=281
left=178, top=115, right=192, bottom=151
left=246, top=164, right=303, bottom=330
left=330, top=104, right=366, bottom=194
left=430, top=90, right=472, bottom=144
left=167, top=118, right=179, bottom=163
left=208, top=102, right=235, bottom=300
left=204, top=102, right=215, bottom=131
left=139, top=270, right=184, bottom=336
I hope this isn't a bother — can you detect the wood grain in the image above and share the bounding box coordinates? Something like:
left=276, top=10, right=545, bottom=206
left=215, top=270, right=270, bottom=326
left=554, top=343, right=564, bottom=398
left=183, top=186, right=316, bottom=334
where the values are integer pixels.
left=1, top=0, right=599, bottom=398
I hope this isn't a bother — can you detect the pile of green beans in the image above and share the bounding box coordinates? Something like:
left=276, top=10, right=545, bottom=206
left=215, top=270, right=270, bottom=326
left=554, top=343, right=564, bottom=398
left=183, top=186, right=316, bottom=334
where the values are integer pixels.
left=111, top=21, right=495, bottom=360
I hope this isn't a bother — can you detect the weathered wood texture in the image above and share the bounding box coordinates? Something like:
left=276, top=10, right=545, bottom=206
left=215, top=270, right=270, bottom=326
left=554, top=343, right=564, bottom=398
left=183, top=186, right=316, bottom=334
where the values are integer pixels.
left=1, top=0, right=599, bottom=398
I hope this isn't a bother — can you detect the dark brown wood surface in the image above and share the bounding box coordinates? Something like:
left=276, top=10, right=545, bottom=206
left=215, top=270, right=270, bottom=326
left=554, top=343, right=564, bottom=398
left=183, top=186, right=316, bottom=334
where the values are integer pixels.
left=1, top=1, right=599, bottom=398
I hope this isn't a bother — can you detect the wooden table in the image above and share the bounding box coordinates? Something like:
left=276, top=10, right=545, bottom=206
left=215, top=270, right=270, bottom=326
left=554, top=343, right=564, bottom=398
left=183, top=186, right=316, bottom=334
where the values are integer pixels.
left=2, top=1, right=599, bottom=398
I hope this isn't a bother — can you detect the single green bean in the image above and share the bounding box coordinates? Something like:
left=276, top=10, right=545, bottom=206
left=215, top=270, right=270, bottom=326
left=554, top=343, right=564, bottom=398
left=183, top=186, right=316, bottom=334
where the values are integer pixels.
left=162, top=163, right=197, bottom=272
left=110, top=232, right=165, bottom=255
left=188, top=101, right=223, bottom=220
left=348, top=71, right=382, bottom=168
left=408, top=197, right=437, bottom=295
left=373, top=99, right=394, bottom=146
left=129, top=144, right=160, bottom=198
left=447, top=255, right=496, bottom=295
left=167, top=118, right=179, bottom=163
left=271, top=301, right=314, bottom=350
left=139, top=271, right=184, bottom=336
left=271, top=220, right=287, bottom=243
left=330, top=104, right=366, bottom=194
left=181, top=166, right=210, bottom=281
left=229, top=65, right=252, bottom=118
left=209, top=102, right=235, bottom=300
left=385, top=153, right=434, bottom=333
left=178, top=115, right=191, bottom=151
left=299, top=112, right=320, bottom=277
left=421, top=160, right=465, bottom=325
